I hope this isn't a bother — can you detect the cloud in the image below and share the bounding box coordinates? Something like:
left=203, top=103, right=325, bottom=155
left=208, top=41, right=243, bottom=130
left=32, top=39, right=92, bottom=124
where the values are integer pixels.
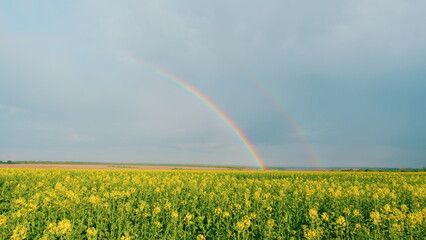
left=68, top=134, right=96, bottom=142
left=0, top=104, right=27, bottom=115
left=0, top=1, right=425, bottom=167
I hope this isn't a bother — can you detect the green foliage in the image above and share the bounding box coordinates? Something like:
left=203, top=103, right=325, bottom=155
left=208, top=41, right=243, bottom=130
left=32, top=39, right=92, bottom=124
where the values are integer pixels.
left=0, top=170, right=425, bottom=239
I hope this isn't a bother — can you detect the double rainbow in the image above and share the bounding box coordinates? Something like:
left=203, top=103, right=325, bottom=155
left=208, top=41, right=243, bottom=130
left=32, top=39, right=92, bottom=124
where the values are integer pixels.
left=124, top=55, right=267, bottom=170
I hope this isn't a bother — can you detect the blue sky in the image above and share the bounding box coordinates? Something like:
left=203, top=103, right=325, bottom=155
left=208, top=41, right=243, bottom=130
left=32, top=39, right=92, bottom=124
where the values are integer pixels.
left=1, top=1, right=425, bottom=168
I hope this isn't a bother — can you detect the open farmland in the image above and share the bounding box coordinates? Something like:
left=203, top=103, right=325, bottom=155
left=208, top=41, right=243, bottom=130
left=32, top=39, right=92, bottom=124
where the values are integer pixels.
left=0, top=169, right=425, bottom=239
left=0, top=164, right=245, bottom=171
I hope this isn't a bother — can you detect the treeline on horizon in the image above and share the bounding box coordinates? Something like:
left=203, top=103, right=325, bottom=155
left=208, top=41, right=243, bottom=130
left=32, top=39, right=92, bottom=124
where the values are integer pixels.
left=331, top=167, right=426, bottom=172
left=0, top=160, right=245, bottom=169
left=0, top=160, right=425, bottom=172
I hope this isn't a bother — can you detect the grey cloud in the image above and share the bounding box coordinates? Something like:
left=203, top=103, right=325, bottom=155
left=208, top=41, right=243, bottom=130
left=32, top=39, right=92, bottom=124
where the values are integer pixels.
left=1, top=1, right=425, bottom=167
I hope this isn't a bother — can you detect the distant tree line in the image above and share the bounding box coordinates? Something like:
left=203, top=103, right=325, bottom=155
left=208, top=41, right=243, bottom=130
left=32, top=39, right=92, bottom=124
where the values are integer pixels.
left=333, top=167, right=426, bottom=172
left=0, top=160, right=16, bottom=164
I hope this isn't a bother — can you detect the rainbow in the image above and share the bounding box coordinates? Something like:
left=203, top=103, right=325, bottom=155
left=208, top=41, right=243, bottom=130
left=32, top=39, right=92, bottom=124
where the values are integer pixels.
left=123, top=55, right=267, bottom=170
left=240, top=69, right=322, bottom=169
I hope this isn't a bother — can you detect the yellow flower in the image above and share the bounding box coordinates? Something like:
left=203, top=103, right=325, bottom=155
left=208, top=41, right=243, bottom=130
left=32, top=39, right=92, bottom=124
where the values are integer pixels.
left=309, top=209, right=318, bottom=219
left=0, top=214, right=7, bottom=226
left=266, top=219, right=275, bottom=229
left=10, top=225, right=28, bottom=240
left=154, top=221, right=163, bottom=228
left=184, top=213, right=193, bottom=221
left=321, top=212, right=329, bottom=221
left=196, top=234, right=206, bottom=240
left=88, top=195, right=101, bottom=205
left=222, top=212, right=230, bottom=218
left=304, top=228, right=320, bottom=240
left=333, top=189, right=342, bottom=197
left=13, top=198, right=26, bottom=206
left=336, top=216, right=347, bottom=226
left=391, top=223, right=403, bottom=232
left=138, top=201, right=148, bottom=211
left=87, top=227, right=98, bottom=236
left=373, top=193, right=379, bottom=200
left=164, top=202, right=171, bottom=210
left=236, top=221, right=245, bottom=231
left=171, top=211, right=179, bottom=218
left=153, top=207, right=161, bottom=215
left=353, top=209, right=361, bottom=216
left=47, top=219, right=72, bottom=235
left=244, top=218, right=252, bottom=228
left=124, top=202, right=132, bottom=212
left=407, top=212, right=423, bottom=225
left=382, top=204, right=392, bottom=213
left=370, top=211, right=381, bottom=225
left=12, top=210, right=24, bottom=219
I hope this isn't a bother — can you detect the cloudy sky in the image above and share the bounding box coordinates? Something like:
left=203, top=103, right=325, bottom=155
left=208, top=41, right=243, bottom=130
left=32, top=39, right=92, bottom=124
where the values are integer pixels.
left=1, top=1, right=425, bottom=168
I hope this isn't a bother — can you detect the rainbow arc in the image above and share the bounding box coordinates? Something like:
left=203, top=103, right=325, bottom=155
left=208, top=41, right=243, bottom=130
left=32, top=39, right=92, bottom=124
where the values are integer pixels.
left=124, top=55, right=267, bottom=170
left=240, top=68, right=321, bottom=169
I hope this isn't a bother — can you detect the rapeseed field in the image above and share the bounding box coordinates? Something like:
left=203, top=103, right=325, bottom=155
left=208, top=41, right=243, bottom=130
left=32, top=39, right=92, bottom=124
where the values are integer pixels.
left=0, top=169, right=424, bottom=239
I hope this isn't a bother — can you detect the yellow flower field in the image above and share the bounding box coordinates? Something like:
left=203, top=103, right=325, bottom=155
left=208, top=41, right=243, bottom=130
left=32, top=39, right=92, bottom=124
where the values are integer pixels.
left=0, top=169, right=425, bottom=239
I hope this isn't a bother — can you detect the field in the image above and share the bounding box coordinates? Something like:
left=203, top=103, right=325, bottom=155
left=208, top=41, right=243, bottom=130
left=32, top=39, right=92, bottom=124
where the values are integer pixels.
left=0, top=169, right=425, bottom=239
left=0, top=164, right=244, bottom=171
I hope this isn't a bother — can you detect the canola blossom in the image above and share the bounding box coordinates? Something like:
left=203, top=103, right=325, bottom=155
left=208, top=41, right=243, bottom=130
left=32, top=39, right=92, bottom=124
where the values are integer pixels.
left=0, top=169, right=425, bottom=239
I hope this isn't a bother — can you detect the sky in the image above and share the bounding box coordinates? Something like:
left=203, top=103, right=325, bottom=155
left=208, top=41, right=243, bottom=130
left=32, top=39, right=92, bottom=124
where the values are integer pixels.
left=1, top=0, right=425, bottom=168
